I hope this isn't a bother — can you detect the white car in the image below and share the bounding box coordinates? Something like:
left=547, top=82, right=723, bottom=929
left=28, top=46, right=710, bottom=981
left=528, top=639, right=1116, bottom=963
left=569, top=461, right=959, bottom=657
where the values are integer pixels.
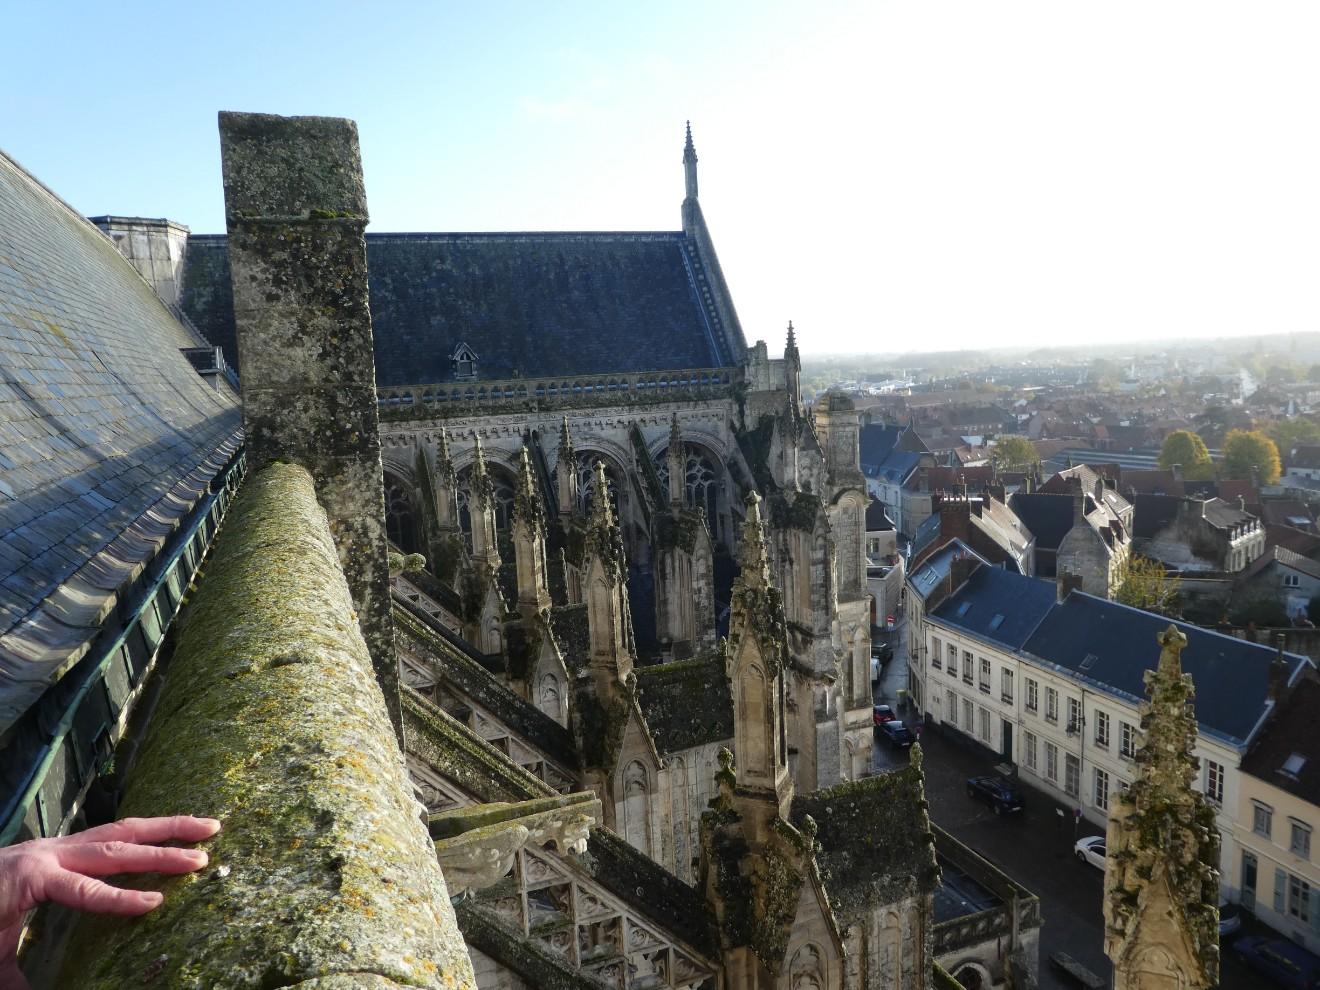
left=1074, top=835, right=1107, bottom=871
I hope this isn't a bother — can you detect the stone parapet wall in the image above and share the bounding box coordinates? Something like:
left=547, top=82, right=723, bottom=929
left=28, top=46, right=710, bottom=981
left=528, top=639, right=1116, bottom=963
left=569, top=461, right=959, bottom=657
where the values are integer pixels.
left=59, top=463, right=474, bottom=989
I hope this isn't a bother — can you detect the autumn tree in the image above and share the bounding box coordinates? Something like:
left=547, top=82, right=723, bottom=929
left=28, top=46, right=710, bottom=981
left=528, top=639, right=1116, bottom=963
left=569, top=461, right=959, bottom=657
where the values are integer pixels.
left=1157, top=430, right=1214, bottom=481
left=990, top=435, right=1039, bottom=472
left=1221, top=429, right=1282, bottom=484
left=1115, top=555, right=1181, bottom=616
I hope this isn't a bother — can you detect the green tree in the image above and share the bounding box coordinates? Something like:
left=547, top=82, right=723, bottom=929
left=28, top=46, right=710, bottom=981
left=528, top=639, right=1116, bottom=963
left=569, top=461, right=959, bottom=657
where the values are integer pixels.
left=990, top=435, right=1039, bottom=472
left=1115, top=555, right=1181, bottom=616
left=1221, top=429, right=1282, bottom=484
left=1266, top=417, right=1320, bottom=456
left=1157, top=430, right=1214, bottom=481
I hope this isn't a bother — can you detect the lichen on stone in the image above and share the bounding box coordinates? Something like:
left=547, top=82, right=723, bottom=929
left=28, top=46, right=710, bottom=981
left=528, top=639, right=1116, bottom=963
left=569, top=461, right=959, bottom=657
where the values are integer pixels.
left=58, top=463, right=475, bottom=989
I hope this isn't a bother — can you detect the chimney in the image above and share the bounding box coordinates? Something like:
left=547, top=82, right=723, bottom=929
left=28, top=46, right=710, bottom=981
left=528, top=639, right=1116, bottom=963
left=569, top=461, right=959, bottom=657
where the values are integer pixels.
left=1058, top=572, right=1083, bottom=601
left=1171, top=463, right=1183, bottom=481
left=1072, top=490, right=1087, bottom=526
left=1270, top=634, right=1291, bottom=703
left=1238, top=495, right=1246, bottom=512
left=939, top=496, right=972, bottom=543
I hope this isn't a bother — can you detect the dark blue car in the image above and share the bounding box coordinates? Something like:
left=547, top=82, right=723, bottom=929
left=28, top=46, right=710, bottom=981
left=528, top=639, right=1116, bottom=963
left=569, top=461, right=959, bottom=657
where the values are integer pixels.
left=966, top=775, right=1025, bottom=815
left=1232, top=935, right=1320, bottom=990
left=877, top=720, right=915, bottom=747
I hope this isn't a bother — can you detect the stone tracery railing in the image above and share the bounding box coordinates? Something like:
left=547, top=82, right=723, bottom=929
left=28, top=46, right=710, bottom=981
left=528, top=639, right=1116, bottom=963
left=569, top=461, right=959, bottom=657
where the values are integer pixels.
left=378, top=367, right=739, bottom=420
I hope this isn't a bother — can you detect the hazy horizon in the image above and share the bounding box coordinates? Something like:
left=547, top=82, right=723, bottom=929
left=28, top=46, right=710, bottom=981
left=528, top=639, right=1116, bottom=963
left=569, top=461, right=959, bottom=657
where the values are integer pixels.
left=5, top=1, right=1319, bottom=356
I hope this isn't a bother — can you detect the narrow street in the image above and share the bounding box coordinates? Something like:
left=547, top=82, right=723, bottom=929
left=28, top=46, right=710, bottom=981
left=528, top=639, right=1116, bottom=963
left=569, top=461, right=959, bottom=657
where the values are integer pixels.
left=871, top=617, right=1258, bottom=989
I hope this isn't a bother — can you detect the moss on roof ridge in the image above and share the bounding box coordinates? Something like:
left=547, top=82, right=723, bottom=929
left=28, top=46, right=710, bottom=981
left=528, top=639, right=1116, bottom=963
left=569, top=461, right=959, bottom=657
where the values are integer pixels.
left=59, top=462, right=474, bottom=989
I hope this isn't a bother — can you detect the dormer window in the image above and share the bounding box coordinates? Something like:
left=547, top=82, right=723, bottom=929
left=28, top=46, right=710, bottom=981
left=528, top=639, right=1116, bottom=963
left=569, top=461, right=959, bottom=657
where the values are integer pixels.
left=451, top=342, right=479, bottom=380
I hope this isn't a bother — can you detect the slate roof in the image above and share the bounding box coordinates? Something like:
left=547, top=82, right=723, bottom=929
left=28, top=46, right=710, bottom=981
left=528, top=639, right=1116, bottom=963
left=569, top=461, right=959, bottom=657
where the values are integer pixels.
left=931, top=566, right=1057, bottom=651
left=634, top=653, right=733, bottom=755
left=0, top=150, right=242, bottom=734
left=1130, top=493, right=1182, bottom=540
left=1010, top=492, right=1078, bottom=549
left=865, top=499, right=894, bottom=532
left=1121, top=469, right=1185, bottom=497
left=1239, top=546, right=1320, bottom=585
left=866, top=449, right=922, bottom=485
left=790, top=765, right=938, bottom=919
left=1202, top=497, right=1255, bottom=531
left=1022, top=593, right=1309, bottom=747
left=859, top=424, right=901, bottom=469
left=183, top=231, right=741, bottom=387
left=1241, top=679, right=1320, bottom=805
left=909, top=511, right=943, bottom=562
left=906, top=540, right=987, bottom=605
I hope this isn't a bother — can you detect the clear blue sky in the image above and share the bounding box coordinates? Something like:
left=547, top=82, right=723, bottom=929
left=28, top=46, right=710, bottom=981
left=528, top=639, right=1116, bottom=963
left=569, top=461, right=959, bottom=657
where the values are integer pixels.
left=5, top=2, right=1320, bottom=356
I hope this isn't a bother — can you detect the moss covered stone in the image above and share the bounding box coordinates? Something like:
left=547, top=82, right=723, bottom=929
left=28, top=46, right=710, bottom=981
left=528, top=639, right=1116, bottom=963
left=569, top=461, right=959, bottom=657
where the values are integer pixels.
left=59, top=463, right=475, bottom=989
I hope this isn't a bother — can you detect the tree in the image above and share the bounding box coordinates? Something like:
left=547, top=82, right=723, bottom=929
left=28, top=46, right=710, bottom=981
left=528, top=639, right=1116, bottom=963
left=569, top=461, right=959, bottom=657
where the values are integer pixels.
left=1220, top=429, right=1282, bottom=484
left=990, top=435, right=1039, bottom=472
left=1157, top=430, right=1214, bottom=481
left=1266, top=417, right=1320, bottom=456
left=1115, top=555, right=1181, bottom=616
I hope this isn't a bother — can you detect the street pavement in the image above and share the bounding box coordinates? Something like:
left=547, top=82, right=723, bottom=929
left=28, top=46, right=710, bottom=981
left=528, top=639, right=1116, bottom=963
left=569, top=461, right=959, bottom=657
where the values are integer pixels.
left=871, top=617, right=1260, bottom=989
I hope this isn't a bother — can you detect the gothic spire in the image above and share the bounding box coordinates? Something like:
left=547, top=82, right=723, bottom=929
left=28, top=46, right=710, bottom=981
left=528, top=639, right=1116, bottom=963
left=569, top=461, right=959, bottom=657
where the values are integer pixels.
left=558, top=415, right=574, bottom=460
left=1103, top=624, right=1219, bottom=990
left=514, top=443, right=544, bottom=530
left=785, top=320, right=799, bottom=363
left=470, top=435, right=494, bottom=508
left=667, top=414, right=685, bottom=507
left=585, top=461, right=625, bottom=577
left=728, top=492, right=787, bottom=673
left=683, top=120, right=698, bottom=201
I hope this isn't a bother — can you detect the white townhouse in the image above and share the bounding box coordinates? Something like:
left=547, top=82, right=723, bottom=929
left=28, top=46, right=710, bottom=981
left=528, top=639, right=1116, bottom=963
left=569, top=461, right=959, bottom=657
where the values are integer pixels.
left=905, top=558, right=1310, bottom=906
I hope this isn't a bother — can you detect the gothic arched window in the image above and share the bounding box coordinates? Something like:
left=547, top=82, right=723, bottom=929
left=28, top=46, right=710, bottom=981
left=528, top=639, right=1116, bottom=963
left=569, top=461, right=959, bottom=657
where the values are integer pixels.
left=384, top=479, right=420, bottom=555
left=653, top=446, right=723, bottom=540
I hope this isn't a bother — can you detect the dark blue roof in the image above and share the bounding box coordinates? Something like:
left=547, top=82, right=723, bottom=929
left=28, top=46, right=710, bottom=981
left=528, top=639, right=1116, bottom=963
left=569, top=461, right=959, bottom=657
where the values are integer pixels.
left=1009, top=492, right=1076, bottom=549
left=873, top=450, right=921, bottom=485
left=1022, top=594, right=1309, bottom=746
left=184, top=231, right=740, bottom=386
left=859, top=424, right=902, bottom=469
left=931, top=566, right=1057, bottom=650
left=910, top=511, right=943, bottom=561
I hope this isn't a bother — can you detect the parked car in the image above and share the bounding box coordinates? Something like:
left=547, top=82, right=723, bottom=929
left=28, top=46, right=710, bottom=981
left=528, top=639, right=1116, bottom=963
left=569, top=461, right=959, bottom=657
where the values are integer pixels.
left=966, top=775, right=1025, bottom=815
left=873, top=705, right=897, bottom=726
left=1218, top=900, right=1242, bottom=938
left=1231, top=935, right=1320, bottom=990
left=1073, top=835, right=1106, bottom=870
left=877, top=720, right=915, bottom=747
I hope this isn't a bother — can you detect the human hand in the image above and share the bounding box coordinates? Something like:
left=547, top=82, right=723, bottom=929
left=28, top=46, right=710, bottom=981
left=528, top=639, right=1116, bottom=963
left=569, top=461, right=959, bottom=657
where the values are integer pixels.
left=0, top=815, right=221, bottom=990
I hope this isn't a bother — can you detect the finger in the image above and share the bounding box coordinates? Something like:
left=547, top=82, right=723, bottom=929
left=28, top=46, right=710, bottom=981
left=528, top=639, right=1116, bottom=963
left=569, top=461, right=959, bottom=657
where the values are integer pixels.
left=40, top=870, right=163, bottom=916
left=56, top=841, right=207, bottom=877
left=59, top=816, right=221, bottom=846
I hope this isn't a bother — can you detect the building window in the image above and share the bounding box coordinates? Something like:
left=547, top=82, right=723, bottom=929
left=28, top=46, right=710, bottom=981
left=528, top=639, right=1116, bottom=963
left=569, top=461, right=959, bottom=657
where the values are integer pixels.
left=1025, top=679, right=1038, bottom=713
left=1285, top=573, right=1301, bottom=588
left=1067, top=697, right=1082, bottom=733
left=1205, top=760, right=1224, bottom=806
left=963, top=699, right=973, bottom=732
left=1065, top=754, right=1080, bottom=798
left=1044, top=742, right=1058, bottom=782
left=1001, top=669, right=1014, bottom=703
left=1094, top=767, right=1110, bottom=811
left=1254, top=802, right=1273, bottom=838
left=979, top=707, right=990, bottom=741
left=979, top=657, right=991, bottom=694
left=1289, top=873, right=1312, bottom=922
left=948, top=644, right=958, bottom=676
left=932, top=637, right=942, bottom=670
left=1025, top=731, right=1038, bottom=772
left=1045, top=687, right=1059, bottom=723
left=1292, top=820, right=1312, bottom=860
left=1120, top=721, right=1137, bottom=759
left=962, top=651, right=974, bottom=685
left=947, top=690, right=957, bottom=727
left=1094, top=710, right=1110, bottom=749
